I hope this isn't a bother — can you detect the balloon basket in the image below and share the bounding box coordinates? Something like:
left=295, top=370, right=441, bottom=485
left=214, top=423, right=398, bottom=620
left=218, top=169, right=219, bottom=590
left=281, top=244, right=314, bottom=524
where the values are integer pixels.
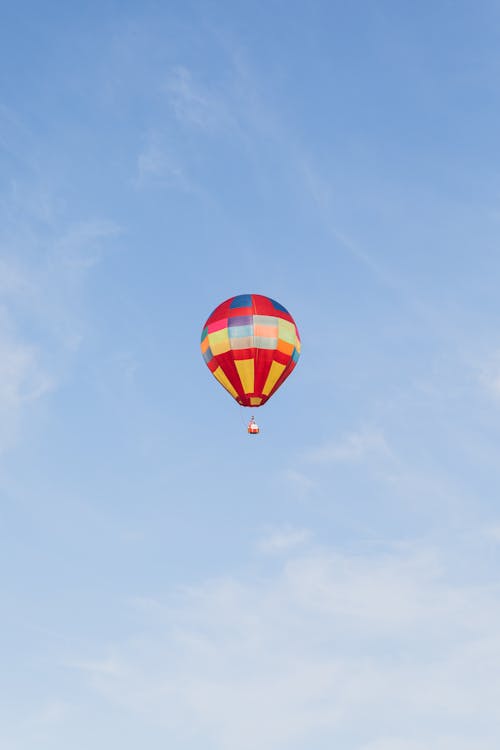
left=247, top=416, right=260, bottom=435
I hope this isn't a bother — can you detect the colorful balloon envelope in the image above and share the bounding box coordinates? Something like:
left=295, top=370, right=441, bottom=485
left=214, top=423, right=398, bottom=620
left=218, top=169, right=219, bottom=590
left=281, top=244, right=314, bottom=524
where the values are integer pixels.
left=201, top=294, right=300, bottom=407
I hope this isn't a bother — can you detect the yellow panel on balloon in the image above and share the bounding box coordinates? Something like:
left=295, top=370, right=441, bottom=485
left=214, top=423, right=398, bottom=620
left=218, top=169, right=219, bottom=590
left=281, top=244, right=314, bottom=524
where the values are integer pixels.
left=209, top=329, right=230, bottom=355
left=278, top=318, right=296, bottom=344
left=250, top=397, right=262, bottom=406
left=213, top=366, right=238, bottom=399
left=262, top=361, right=286, bottom=395
left=235, top=358, right=254, bottom=394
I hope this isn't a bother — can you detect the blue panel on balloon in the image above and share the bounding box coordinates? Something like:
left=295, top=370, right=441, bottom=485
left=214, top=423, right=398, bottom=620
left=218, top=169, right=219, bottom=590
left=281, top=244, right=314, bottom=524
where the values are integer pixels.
left=230, top=294, right=252, bottom=309
left=271, top=298, right=289, bottom=313
left=229, top=325, right=253, bottom=338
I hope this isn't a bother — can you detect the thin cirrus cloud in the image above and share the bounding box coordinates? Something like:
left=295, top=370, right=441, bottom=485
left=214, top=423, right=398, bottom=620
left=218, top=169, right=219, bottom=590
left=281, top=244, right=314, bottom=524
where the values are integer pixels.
left=256, top=526, right=312, bottom=554
left=479, top=352, right=500, bottom=401
left=162, top=59, right=403, bottom=287
left=282, top=428, right=391, bottom=500
left=358, top=738, right=498, bottom=750
left=0, top=183, right=121, bottom=452
left=306, top=427, right=391, bottom=464
left=135, top=135, right=193, bottom=192
left=0, top=216, right=121, bottom=345
left=0, top=330, right=53, bottom=410
left=165, top=65, right=236, bottom=133
left=69, top=535, right=500, bottom=749
left=0, top=328, right=54, bottom=454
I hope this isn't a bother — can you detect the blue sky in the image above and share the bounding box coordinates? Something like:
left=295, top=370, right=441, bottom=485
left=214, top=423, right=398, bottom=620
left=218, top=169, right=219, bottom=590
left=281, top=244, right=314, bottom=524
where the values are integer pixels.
left=2, top=1, right=500, bottom=748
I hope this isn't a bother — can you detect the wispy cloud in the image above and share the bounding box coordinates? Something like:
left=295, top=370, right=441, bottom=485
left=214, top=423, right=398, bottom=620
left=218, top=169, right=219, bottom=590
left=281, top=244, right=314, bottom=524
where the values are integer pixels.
left=135, top=132, right=193, bottom=191
left=359, top=738, right=496, bottom=750
left=282, top=468, right=316, bottom=497
left=257, top=526, right=312, bottom=554
left=0, top=329, right=54, bottom=409
left=482, top=523, right=500, bottom=543
left=300, top=158, right=392, bottom=277
left=32, top=699, right=71, bottom=726
left=53, top=219, right=121, bottom=271
left=306, top=427, right=391, bottom=464
left=68, top=657, right=123, bottom=677
left=163, top=55, right=402, bottom=287
left=165, top=65, right=234, bottom=132
left=0, top=168, right=121, bottom=453
left=71, top=536, right=500, bottom=749
left=479, top=351, right=500, bottom=401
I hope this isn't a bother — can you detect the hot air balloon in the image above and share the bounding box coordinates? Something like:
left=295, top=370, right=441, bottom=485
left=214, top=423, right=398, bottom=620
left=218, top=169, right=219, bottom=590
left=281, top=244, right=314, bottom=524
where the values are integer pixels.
left=200, top=294, right=300, bottom=433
